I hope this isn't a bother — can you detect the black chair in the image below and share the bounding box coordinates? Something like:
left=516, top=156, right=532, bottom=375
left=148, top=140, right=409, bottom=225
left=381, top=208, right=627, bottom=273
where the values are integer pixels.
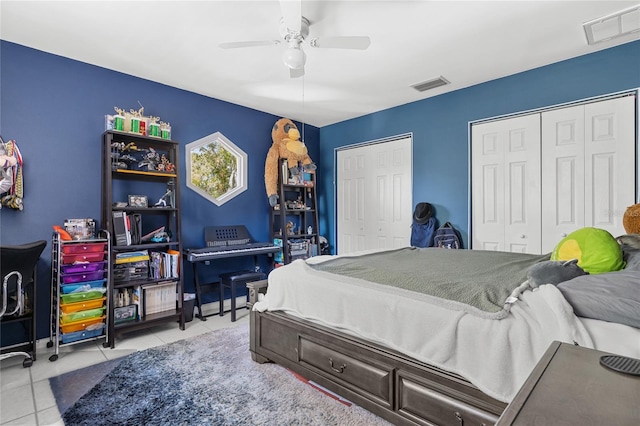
left=0, top=240, right=47, bottom=367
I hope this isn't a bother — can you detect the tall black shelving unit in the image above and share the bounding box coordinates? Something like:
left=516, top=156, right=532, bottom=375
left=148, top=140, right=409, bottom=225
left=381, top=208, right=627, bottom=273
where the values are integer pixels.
left=101, top=130, right=184, bottom=348
left=270, top=160, right=320, bottom=266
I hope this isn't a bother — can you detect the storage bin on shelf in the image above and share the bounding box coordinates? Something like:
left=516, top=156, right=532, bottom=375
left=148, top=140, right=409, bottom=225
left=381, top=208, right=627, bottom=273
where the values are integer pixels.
left=60, top=307, right=105, bottom=323
left=59, top=315, right=106, bottom=334
left=59, top=297, right=106, bottom=313
left=61, top=270, right=105, bottom=284
left=62, top=242, right=107, bottom=254
left=61, top=324, right=105, bottom=344
left=60, top=280, right=105, bottom=294
left=60, top=261, right=106, bottom=274
left=60, top=289, right=105, bottom=304
left=114, top=305, right=137, bottom=324
left=62, top=252, right=106, bottom=264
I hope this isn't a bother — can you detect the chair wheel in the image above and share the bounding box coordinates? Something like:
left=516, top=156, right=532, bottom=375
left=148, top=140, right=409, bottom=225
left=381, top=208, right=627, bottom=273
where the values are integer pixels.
left=49, top=354, right=58, bottom=362
left=46, top=341, right=53, bottom=348
left=22, top=358, right=33, bottom=368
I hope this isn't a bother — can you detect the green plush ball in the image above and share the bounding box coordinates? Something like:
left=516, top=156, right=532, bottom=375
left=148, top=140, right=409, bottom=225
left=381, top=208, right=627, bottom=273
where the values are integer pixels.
left=551, top=227, right=625, bottom=274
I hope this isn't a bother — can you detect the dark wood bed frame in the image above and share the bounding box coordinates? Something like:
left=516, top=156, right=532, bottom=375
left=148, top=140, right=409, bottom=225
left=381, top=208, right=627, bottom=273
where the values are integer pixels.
left=248, top=281, right=507, bottom=426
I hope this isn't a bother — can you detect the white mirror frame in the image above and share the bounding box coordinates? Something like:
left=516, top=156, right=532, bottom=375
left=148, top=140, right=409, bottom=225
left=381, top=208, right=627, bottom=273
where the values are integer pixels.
left=185, top=132, right=248, bottom=206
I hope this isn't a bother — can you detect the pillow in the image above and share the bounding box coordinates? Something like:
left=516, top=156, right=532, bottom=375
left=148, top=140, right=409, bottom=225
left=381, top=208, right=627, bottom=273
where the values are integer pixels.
left=557, top=270, right=640, bottom=329
left=551, top=227, right=625, bottom=274
left=527, top=259, right=587, bottom=288
left=617, top=234, right=640, bottom=271
left=622, top=247, right=640, bottom=271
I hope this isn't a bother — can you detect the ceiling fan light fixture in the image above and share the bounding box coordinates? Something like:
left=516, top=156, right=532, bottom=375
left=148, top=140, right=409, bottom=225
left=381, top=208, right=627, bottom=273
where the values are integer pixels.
left=282, top=45, right=306, bottom=69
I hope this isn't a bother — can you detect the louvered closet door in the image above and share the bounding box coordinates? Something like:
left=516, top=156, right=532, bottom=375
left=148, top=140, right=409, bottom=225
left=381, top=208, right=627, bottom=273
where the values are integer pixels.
left=471, top=114, right=542, bottom=253
left=541, top=96, right=635, bottom=252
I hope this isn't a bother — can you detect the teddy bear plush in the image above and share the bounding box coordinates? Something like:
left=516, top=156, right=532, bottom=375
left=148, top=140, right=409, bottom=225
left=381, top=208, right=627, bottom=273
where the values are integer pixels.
left=264, top=118, right=316, bottom=206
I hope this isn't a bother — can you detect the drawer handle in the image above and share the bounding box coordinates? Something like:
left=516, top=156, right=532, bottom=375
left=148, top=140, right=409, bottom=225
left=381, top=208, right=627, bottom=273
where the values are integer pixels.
left=328, top=358, right=347, bottom=374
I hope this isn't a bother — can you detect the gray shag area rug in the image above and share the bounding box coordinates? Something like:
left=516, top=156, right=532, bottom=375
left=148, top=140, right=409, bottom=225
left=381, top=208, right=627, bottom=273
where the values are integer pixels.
left=52, top=324, right=391, bottom=425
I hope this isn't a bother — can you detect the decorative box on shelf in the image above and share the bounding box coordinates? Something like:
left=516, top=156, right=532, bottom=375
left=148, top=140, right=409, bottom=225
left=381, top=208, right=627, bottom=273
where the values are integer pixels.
left=114, top=305, right=137, bottom=324
left=142, top=281, right=177, bottom=315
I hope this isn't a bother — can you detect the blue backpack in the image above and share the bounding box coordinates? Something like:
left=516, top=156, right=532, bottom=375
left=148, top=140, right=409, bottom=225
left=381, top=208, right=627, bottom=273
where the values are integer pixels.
left=433, top=222, right=462, bottom=249
left=410, top=217, right=436, bottom=248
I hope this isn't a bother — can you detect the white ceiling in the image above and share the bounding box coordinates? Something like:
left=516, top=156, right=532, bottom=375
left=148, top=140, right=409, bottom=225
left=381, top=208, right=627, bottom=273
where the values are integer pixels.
left=2, top=1, right=639, bottom=127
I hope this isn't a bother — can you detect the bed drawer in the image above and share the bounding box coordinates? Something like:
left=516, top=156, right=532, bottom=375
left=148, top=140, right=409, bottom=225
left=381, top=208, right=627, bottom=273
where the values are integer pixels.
left=398, top=370, right=500, bottom=426
left=299, top=336, right=393, bottom=407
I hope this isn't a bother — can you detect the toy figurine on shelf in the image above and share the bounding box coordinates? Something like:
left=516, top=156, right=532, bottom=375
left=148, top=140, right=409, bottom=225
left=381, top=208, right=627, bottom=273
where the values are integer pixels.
left=154, top=182, right=175, bottom=208
left=138, top=147, right=160, bottom=171
left=286, top=221, right=296, bottom=235
left=157, top=154, right=175, bottom=173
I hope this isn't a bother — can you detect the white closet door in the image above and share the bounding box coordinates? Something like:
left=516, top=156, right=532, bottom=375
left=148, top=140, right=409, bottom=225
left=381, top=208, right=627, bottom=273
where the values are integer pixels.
left=584, top=96, right=635, bottom=237
left=541, top=104, right=586, bottom=252
left=336, top=137, right=412, bottom=255
left=471, top=114, right=541, bottom=253
left=541, top=96, right=635, bottom=251
left=369, top=139, right=413, bottom=250
left=337, top=147, right=367, bottom=254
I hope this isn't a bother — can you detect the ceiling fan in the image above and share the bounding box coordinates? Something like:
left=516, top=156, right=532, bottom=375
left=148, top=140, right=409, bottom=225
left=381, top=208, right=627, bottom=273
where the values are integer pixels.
left=219, top=0, right=371, bottom=78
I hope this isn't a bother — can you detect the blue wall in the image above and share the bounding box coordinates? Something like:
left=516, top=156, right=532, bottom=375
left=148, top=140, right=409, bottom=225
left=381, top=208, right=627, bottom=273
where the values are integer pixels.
left=2, top=40, right=639, bottom=342
left=318, top=40, right=640, bottom=251
left=0, top=41, right=319, bottom=341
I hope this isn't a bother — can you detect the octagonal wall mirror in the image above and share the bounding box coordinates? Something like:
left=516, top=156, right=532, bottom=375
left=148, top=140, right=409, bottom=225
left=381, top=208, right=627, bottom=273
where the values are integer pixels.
left=186, top=132, right=247, bottom=206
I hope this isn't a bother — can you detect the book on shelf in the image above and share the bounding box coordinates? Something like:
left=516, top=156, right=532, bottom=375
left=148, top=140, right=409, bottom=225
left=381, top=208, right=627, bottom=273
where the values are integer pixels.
left=112, top=211, right=129, bottom=246
left=148, top=250, right=180, bottom=279
left=115, top=250, right=150, bottom=265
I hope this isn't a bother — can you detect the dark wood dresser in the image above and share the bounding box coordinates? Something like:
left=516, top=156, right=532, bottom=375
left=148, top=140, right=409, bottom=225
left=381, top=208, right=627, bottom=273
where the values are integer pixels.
left=497, top=340, right=640, bottom=425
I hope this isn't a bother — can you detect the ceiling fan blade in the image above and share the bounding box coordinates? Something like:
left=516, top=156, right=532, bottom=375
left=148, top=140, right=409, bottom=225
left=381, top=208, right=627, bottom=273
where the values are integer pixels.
left=310, top=36, right=371, bottom=50
left=290, top=67, right=305, bottom=79
left=219, top=40, right=280, bottom=49
left=280, top=0, right=302, bottom=33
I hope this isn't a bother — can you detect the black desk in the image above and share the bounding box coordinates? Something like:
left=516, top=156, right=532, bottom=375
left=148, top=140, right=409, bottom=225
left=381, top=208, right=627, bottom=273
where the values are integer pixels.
left=184, top=245, right=278, bottom=321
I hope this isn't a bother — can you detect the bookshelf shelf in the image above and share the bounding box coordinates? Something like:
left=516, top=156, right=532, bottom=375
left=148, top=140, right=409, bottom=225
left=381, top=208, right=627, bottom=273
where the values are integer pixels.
left=101, top=131, right=184, bottom=348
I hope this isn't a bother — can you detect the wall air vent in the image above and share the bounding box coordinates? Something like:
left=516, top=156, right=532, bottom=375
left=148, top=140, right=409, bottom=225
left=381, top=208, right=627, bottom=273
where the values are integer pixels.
left=583, top=5, right=640, bottom=45
left=411, top=76, right=450, bottom=92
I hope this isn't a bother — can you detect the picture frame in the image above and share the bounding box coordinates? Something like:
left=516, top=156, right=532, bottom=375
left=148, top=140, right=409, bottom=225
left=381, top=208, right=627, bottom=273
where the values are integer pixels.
left=128, top=195, right=148, bottom=208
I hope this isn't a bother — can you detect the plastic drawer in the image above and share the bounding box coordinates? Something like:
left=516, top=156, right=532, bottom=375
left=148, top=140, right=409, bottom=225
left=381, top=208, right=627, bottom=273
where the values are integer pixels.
left=60, top=297, right=106, bottom=314
left=61, top=270, right=105, bottom=284
left=60, top=290, right=104, bottom=304
left=60, top=307, right=105, bottom=324
left=61, top=261, right=106, bottom=274
left=62, top=243, right=106, bottom=254
left=62, top=252, right=105, bottom=264
left=61, top=280, right=105, bottom=294
left=60, top=316, right=106, bottom=333
left=61, top=324, right=105, bottom=344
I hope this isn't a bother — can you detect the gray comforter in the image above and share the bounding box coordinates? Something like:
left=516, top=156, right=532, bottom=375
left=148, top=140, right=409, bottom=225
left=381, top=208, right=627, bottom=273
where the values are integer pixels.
left=309, top=247, right=549, bottom=318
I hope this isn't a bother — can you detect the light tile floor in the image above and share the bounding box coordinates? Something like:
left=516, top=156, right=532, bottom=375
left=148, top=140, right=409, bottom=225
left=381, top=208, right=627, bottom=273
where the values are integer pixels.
left=0, top=304, right=249, bottom=426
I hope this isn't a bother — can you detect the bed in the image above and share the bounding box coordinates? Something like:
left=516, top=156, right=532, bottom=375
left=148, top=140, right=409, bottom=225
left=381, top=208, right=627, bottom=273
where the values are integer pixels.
left=249, top=246, right=640, bottom=426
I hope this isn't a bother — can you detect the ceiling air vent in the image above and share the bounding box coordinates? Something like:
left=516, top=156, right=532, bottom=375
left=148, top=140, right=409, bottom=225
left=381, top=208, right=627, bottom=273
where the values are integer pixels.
left=583, top=5, right=640, bottom=45
left=411, top=76, right=450, bottom=92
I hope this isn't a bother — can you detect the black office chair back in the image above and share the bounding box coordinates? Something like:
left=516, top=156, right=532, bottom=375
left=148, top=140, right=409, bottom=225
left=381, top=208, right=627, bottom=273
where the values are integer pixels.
left=1, top=240, right=47, bottom=317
